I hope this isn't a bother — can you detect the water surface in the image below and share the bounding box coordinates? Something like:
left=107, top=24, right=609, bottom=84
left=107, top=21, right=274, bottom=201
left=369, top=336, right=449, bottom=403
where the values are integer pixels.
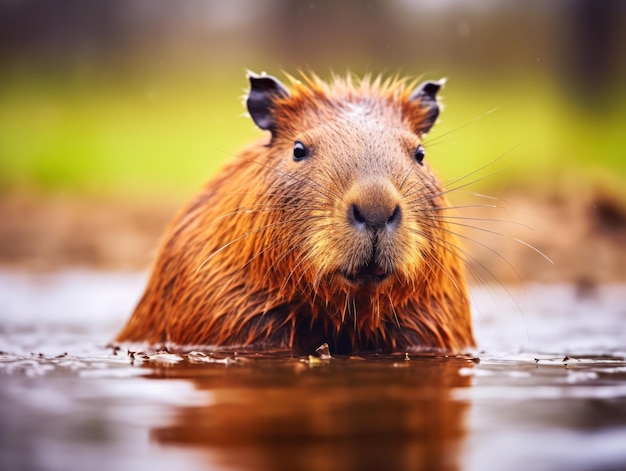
left=1, top=271, right=625, bottom=471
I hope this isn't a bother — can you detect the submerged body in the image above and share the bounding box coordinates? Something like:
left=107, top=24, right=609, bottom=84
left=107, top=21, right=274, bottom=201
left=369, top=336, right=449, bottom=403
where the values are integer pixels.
left=117, top=72, right=475, bottom=354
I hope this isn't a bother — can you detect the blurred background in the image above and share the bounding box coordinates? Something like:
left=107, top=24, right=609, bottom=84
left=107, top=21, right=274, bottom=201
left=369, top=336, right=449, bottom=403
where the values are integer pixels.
left=1, top=0, right=625, bottom=282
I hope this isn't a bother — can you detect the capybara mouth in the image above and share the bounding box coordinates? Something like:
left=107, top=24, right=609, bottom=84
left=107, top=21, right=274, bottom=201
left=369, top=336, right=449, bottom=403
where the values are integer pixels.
left=344, top=262, right=389, bottom=285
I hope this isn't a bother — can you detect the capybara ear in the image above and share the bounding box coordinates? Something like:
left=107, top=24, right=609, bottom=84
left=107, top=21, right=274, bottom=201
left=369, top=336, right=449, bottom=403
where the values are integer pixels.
left=246, top=72, right=290, bottom=134
left=409, top=79, right=445, bottom=135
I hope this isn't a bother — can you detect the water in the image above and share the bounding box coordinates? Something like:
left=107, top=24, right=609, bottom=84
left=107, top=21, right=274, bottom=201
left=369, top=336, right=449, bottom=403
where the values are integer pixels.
left=1, top=271, right=625, bottom=471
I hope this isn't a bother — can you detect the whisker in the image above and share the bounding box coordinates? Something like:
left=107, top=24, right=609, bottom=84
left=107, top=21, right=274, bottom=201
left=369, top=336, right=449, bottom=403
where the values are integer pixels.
left=406, top=166, right=512, bottom=205
left=511, top=237, right=554, bottom=265
left=417, top=203, right=502, bottom=212
left=352, top=296, right=358, bottom=335
left=466, top=192, right=510, bottom=202
left=421, top=246, right=465, bottom=297
left=427, top=214, right=553, bottom=264
left=424, top=105, right=501, bottom=146
left=404, top=146, right=518, bottom=206
left=195, top=219, right=296, bottom=273
left=386, top=292, right=401, bottom=328
left=398, top=166, right=415, bottom=192
left=416, top=221, right=523, bottom=284
left=212, top=203, right=291, bottom=222
left=279, top=247, right=318, bottom=295
left=440, top=146, right=518, bottom=188
left=232, top=231, right=294, bottom=277
left=321, top=165, right=348, bottom=195
left=426, top=214, right=535, bottom=233
left=417, top=228, right=508, bottom=290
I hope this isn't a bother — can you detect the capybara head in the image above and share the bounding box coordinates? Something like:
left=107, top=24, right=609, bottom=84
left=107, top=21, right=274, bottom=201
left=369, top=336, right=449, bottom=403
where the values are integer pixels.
left=246, top=73, right=451, bottom=302
left=117, top=72, right=474, bottom=354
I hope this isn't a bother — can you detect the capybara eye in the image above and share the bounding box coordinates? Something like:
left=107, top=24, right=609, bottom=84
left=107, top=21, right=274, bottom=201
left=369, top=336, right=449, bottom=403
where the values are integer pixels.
left=414, top=145, right=425, bottom=165
left=293, top=141, right=309, bottom=161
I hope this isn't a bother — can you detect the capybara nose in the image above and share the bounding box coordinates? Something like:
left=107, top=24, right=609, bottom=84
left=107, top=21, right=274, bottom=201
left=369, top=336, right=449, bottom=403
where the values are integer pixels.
left=346, top=178, right=402, bottom=233
left=348, top=202, right=401, bottom=232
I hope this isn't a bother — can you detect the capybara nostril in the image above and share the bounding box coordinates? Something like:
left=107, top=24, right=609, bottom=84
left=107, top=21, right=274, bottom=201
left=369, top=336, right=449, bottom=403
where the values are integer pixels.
left=349, top=203, right=367, bottom=228
left=387, top=204, right=401, bottom=230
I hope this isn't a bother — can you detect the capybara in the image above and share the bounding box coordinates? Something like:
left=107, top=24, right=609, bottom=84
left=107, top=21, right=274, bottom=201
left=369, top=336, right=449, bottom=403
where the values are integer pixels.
left=117, top=72, right=475, bottom=354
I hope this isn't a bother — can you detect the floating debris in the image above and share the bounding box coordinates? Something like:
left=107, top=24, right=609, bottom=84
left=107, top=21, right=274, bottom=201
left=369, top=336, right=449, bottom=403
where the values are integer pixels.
left=315, top=343, right=332, bottom=360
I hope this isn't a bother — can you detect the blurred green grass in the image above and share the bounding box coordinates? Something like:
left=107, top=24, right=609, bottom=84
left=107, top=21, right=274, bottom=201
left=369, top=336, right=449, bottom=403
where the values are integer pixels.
left=0, top=74, right=258, bottom=199
left=1, top=72, right=625, bottom=201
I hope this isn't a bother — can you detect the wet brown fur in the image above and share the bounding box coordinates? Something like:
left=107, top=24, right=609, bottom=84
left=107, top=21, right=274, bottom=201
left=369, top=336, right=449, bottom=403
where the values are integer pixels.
left=117, top=73, right=475, bottom=354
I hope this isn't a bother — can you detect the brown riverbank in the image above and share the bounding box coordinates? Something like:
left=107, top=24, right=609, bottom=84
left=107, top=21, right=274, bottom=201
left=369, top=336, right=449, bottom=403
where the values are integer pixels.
left=1, top=189, right=625, bottom=286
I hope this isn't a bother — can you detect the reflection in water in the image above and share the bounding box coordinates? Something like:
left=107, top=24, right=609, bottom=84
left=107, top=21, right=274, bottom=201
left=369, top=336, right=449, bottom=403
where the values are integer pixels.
left=147, top=355, right=475, bottom=471
left=3, top=275, right=624, bottom=471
